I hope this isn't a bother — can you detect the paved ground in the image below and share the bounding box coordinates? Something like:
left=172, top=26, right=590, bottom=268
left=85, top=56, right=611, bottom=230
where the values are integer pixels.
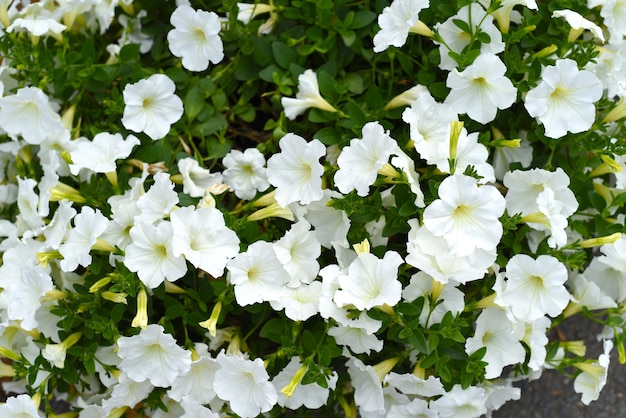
left=494, top=317, right=626, bottom=418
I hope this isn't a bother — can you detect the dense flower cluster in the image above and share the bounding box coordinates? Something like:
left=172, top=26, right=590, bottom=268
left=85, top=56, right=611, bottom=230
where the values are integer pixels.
left=0, top=0, right=625, bottom=417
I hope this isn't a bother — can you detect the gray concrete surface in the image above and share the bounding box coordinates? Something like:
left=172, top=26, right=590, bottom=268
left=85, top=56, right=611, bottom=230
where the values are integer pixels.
left=494, top=317, right=626, bottom=418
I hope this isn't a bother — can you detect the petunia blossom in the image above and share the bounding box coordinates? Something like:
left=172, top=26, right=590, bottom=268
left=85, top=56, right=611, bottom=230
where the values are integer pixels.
left=422, top=174, right=505, bottom=257
left=266, top=133, right=326, bottom=207
left=281, top=69, right=336, bottom=120
left=121, top=73, right=184, bottom=140
left=167, top=5, right=224, bottom=71
left=445, top=53, right=517, bottom=124
left=524, top=59, right=602, bottom=139
left=117, top=324, right=192, bottom=387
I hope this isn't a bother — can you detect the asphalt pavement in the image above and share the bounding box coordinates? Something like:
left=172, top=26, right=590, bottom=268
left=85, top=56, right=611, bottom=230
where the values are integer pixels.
left=493, top=317, right=626, bottom=418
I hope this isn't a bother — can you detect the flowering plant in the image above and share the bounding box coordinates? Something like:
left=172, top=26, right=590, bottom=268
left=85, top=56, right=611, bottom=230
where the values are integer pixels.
left=0, top=0, right=626, bottom=416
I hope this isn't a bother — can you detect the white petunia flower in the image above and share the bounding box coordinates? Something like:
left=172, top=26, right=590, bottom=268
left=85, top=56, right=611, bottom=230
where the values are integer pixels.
left=0, top=86, right=64, bottom=144
left=384, top=372, right=446, bottom=397
left=406, top=219, right=496, bottom=284
left=177, top=158, right=223, bottom=198
left=372, top=0, right=432, bottom=52
left=214, top=351, right=278, bottom=418
left=69, top=132, right=139, bottom=176
left=553, top=9, right=605, bottom=42
left=124, top=220, right=188, bottom=288
left=495, top=254, right=571, bottom=321
left=434, top=3, right=504, bottom=71
left=402, top=89, right=458, bottom=164
left=281, top=69, right=337, bottom=120
left=478, top=0, right=538, bottom=33
left=226, top=240, right=290, bottom=306
left=270, top=280, right=322, bottom=321
left=0, top=394, right=43, bottom=417
left=334, top=121, right=398, bottom=196
left=58, top=206, right=110, bottom=272
left=273, top=356, right=338, bottom=410
left=167, top=5, right=223, bottom=72
left=402, top=271, right=466, bottom=326
left=423, top=174, right=505, bottom=257
left=135, top=172, right=179, bottom=224
left=101, top=372, right=154, bottom=410
left=170, top=205, right=240, bottom=277
left=121, top=73, right=184, bottom=140
left=334, top=250, right=404, bottom=310
left=465, top=307, right=526, bottom=378
left=266, top=133, right=326, bottom=207
left=574, top=339, right=613, bottom=405
left=524, top=59, right=602, bottom=139
left=445, top=53, right=517, bottom=124
left=589, top=0, right=626, bottom=41
left=273, top=220, right=321, bottom=286
left=222, top=148, right=270, bottom=200
left=168, top=343, right=219, bottom=404
left=345, top=357, right=386, bottom=415
left=117, top=324, right=192, bottom=387
left=4, top=266, right=53, bottom=331
left=430, top=384, right=488, bottom=418
left=584, top=236, right=626, bottom=303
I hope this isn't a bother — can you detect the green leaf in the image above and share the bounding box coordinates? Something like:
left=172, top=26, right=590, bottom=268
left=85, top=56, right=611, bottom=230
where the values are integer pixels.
left=184, top=87, right=206, bottom=121
left=260, top=318, right=285, bottom=343
left=272, top=42, right=297, bottom=69
left=302, top=330, right=317, bottom=351
left=350, top=11, right=377, bottom=29
left=452, top=18, right=472, bottom=34
left=119, top=43, right=140, bottom=64
left=408, top=329, right=428, bottom=353
left=476, top=30, right=491, bottom=44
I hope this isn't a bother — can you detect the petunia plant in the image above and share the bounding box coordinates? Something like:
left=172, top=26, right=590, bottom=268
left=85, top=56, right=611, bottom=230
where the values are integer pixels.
left=0, top=0, right=626, bottom=417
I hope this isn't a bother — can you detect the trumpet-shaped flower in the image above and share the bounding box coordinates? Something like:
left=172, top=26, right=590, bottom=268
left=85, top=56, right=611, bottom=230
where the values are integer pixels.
left=170, top=205, right=240, bottom=277
left=465, top=308, right=526, bottom=378
left=167, top=5, right=224, bottom=71
left=574, top=339, right=613, bottom=405
left=4, top=266, right=53, bottom=331
left=266, top=133, right=326, bottom=207
left=168, top=344, right=219, bottom=404
left=214, top=351, right=278, bottom=418
left=117, top=324, right=192, bottom=387
left=270, top=280, right=322, bottom=321
left=226, top=240, right=290, bottom=306
left=69, top=132, right=139, bottom=176
left=445, top=53, right=517, bottom=124
left=423, top=174, right=505, bottom=257
left=135, top=172, right=179, bottom=224
left=177, top=158, right=223, bottom=198
left=273, top=220, right=321, bottom=286
left=584, top=236, right=626, bottom=303
left=121, top=73, right=184, bottom=140
left=495, top=254, right=570, bottom=321
left=0, top=394, right=43, bottom=417
left=589, top=0, right=626, bottom=41
left=301, top=189, right=351, bottom=249
left=124, top=220, right=187, bottom=288
left=0, top=86, right=64, bottom=144
left=334, top=121, right=398, bottom=196
left=434, top=3, right=504, bottom=71
left=372, top=0, right=431, bottom=52
left=402, top=90, right=458, bottom=164
left=281, top=69, right=336, bottom=120
left=273, top=356, right=338, bottom=410
left=434, top=127, right=495, bottom=183
left=430, top=384, right=488, bottom=418
left=58, top=206, right=110, bottom=272
left=553, top=9, right=605, bottom=42
left=222, top=148, right=270, bottom=200
left=524, top=59, right=602, bottom=139
left=334, top=250, right=404, bottom=310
